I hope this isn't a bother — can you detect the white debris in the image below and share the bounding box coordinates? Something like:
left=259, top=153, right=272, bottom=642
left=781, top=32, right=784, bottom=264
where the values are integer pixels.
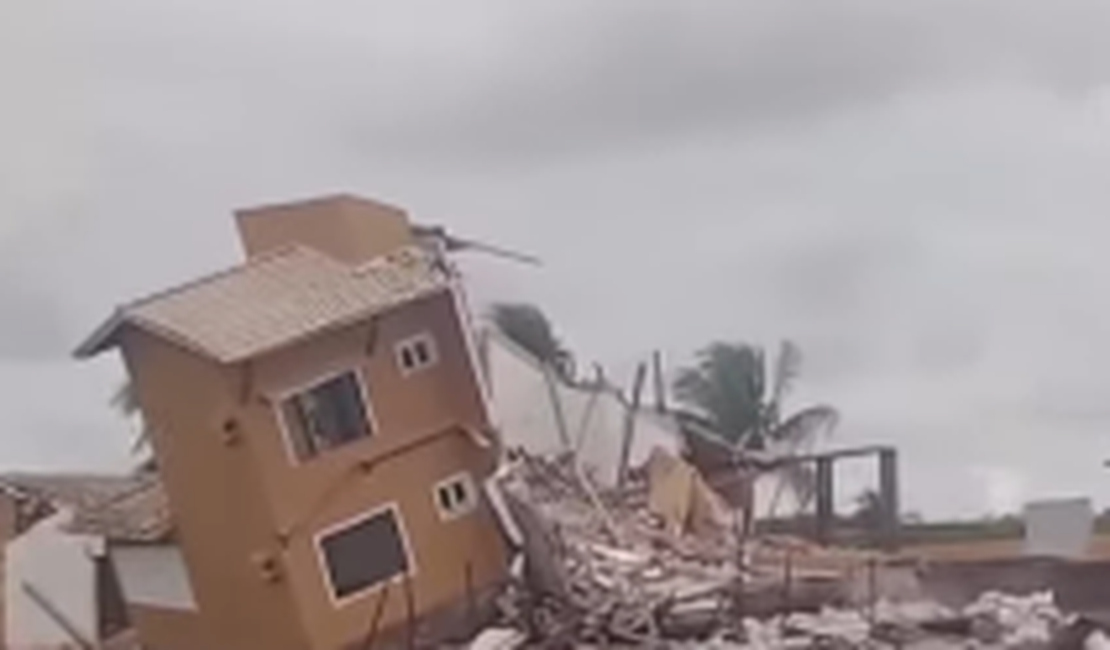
left=962, top=590, right=1062, bottom=647
left=874, top=597, right=955, bottom=626
left=467, top=627, right=526, bottom=650
left=786, top=607, right=872, bottom=644
left=1086, top=629, right=1110, bottom=650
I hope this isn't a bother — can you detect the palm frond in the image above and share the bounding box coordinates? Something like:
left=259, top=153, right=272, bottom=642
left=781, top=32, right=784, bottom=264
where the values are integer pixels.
left=767, top=405, right=839, bottom=446
left=111, top=381, right=140, bottom=416
left=489, top=302, right=575, bottom=382
left=781, top=462, right=818, bottom=508
left=768, top=340, right=802, bottom=414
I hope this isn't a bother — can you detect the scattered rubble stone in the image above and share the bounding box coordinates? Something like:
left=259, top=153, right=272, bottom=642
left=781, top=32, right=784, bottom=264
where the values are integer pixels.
left=470, top=450, right=1110, bottom=649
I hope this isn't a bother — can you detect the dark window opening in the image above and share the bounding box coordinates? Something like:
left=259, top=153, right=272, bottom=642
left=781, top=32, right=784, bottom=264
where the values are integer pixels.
left=282, top=371, right=372, bottom=460
left=400, top=347, right=416, bottom=369
left=396, top=334, right=438, bottom=375
left=414, top=342, right=431, bottom=365
left=434, top=474, right=477, bottom=520
left=319, top=509, right=410, bottom=601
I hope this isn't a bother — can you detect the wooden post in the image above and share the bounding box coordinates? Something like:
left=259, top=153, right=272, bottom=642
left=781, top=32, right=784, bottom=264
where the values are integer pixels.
left=652, top=350, right=667, bottom=413
left=815, top=457, right=835, bottom=546
left=616, top=362, right=647, bottom=489
left=403, top=573, right=416, bottom=650
left=879, top=448, right=900, bottom=551
left=359, top=583, right=391, bottom=650
left=866, top=556, right=878, bottom=630
left=779, top=550, right=794, bottom=636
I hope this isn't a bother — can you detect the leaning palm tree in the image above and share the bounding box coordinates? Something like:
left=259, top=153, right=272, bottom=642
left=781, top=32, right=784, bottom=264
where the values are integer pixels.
left=673, top=340, right=838, bottom=508
left=488, top=302, right=575, bottom=382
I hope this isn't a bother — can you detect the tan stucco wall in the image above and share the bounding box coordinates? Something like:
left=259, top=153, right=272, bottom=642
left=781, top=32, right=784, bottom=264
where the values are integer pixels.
left=241, top=290, right=505, bottom=649
left=122, top=331, right=308, bottom=650
left=234, top=195, right=414, bottom=265
left=121, top=290, right=506, bottom=650
left=127, top=604, right=213, bottom=650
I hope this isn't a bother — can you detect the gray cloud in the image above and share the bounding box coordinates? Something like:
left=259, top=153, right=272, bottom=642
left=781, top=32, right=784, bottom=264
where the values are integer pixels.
left=0, top=234, right=70, bottom=361
left=52, top=0, right=1110, bottom=167
left=3, top=0, right=1110, bottom=515
left=0, top=273, right=67, bottom=360
left=349, top=0, right=1110, bottom=163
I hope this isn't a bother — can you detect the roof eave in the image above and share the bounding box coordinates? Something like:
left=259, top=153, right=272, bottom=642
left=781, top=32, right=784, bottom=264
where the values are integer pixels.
left=74, top=309, right=128, bottom=360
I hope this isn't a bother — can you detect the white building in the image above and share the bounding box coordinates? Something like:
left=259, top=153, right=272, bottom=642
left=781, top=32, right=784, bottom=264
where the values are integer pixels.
left=478, top=326, right=682, bottom=487
left=0, top=474, right=137, bottom=650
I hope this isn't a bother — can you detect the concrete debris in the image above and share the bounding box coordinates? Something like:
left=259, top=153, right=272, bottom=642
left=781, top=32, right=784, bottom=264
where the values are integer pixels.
left=485, top=450, right=875, bottom=646
left=475, top=449, right=1110, bottom=649
left=466, top=627, right=527, bottom=650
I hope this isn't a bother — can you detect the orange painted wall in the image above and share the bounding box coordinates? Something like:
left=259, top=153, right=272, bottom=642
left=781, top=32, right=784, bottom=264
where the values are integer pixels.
left=120, top=289, right=507, bottom=650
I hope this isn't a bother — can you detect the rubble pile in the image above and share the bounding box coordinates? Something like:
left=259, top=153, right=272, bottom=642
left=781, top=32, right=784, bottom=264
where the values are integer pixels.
left=489, top=452, right=876, bottom=646
left=481, top=452, right=1110, bottom=649
left=686, top=590, right=1106, bottom=649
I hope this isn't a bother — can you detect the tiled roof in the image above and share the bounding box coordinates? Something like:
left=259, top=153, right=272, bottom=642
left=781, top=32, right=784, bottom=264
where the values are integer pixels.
left=76, top=244, right=449, bottom=363
left=0, top=473, right=146, bottom=512
left=65, top=477, right=172, bottom=543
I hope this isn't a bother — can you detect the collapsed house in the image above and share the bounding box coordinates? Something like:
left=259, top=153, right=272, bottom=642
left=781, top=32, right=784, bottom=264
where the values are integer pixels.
left=60, top=192, right=1006, bottom=649
left=73, top=196, right=515, bottom=650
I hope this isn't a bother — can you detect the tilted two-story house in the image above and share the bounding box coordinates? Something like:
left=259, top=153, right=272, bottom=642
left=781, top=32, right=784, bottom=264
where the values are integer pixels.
left=74, top=196, right=511, bottom=650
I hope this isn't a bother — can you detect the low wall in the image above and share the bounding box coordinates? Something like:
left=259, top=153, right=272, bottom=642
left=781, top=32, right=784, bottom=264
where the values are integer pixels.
left=918, top=557, right=1110, bottom=614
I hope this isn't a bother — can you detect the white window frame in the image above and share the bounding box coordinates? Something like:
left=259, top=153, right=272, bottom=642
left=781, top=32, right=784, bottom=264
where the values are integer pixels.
left=273, top=367, right=378, bottom=466
left=394, top=332, right=439, bottom=377
left=432, top=472, right=479, bottom=522
left=313, top=503, right=418, bottom=608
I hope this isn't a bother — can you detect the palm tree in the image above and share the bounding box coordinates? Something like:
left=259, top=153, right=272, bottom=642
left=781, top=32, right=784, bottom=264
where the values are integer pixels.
left=112, top=380, right=156, bottom=473
left=488, top=302, right=575, bottom=382
left=673, top=340, right=838, bottom=508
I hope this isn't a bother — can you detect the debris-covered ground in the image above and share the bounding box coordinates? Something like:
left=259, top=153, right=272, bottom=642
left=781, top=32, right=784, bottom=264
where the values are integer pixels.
left=471, top=451, right=1110, bottom=649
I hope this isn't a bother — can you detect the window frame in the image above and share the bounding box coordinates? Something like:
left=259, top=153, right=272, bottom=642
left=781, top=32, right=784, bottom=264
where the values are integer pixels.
left=432, top=472, right=479, bottom=522
left=274, top=367, right=378, bottom=465
left=313, top=503, right=418, bottom=607
left=394, top=331, right=440, bottom=377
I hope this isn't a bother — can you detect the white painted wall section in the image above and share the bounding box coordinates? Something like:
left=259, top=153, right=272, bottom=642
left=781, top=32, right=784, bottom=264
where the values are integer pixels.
left=483, top=328, right=681, bottom=487
left=5, top=509, right=101, bottom=649
left=752, top=471, right=804, bottom=520
left=1024, top=497, right=1093, bottom=559
left=113, top=545, right=198, bottom=611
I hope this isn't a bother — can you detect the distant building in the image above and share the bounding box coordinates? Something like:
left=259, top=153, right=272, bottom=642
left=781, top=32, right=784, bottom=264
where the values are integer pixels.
left=0, top=473, right=137, bottom=649
left=75, top=196, right=511, bottom=650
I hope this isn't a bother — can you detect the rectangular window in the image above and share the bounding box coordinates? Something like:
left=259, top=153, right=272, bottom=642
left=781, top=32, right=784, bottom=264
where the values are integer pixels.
left=433, top=472, right=478, bottom=521
left=395, top=332, right=439, bottom=376
left=280, top=370, right=373, bottom=461
left=318, top=507, right=411, bottom=602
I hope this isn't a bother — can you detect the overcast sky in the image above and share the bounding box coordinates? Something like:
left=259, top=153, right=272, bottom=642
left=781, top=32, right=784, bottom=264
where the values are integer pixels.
left=4, top=1, right=1110, bottom=518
